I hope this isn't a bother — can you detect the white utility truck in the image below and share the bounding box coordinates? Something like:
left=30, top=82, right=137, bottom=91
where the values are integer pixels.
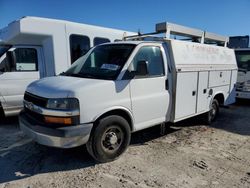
left=0, top=16, right=134, bottom=117
left=20, top=22, right=237, bottom=162
left=228, top=36, right=250, bottom=99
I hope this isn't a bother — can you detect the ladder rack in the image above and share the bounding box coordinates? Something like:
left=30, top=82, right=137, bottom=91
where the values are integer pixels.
left=124, top=22, right=228, bottom=47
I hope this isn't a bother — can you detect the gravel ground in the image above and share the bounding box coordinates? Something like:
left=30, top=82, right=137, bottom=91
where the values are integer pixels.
left=0, top=101, right=250, bottom=188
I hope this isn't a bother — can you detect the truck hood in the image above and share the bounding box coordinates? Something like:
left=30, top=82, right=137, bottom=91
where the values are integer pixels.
left=26, top=76, right=114, bottom=98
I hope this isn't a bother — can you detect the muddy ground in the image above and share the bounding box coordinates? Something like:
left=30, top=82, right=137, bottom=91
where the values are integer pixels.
left=0, top=101, right=250, bottom=188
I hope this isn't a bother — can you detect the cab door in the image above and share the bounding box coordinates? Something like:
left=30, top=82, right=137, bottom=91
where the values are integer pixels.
left=0, top=46, right=42, bottom=116
left=128, top=45, right=170, bottom=131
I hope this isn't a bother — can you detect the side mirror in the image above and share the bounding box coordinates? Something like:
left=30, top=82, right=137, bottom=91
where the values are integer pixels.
left=136, top=60, right=148, bottom=76
left=6, top=51, right=16, bottom=71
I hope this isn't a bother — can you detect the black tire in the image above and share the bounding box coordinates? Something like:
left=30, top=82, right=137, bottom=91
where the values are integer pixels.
left=86, top=115, right=131, bottom=163
left=0, top=104, right=5, bottom=121
left=203, top=99, right=219, bottom=125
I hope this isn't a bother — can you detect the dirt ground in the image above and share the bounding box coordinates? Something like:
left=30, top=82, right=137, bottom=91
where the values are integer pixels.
left=0, top=101, right=250, bottom=188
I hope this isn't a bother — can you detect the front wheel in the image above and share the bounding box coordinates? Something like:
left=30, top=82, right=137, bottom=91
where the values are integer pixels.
left=203, top=99, right=219, bottom=125
left=86, top=115, right=131, bottom=163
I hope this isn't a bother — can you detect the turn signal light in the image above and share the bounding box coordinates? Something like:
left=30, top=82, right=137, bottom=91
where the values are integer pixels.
left=44, top=116, right=72, bottom=125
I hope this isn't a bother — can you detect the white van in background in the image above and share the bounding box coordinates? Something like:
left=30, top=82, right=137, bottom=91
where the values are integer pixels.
left=228, top=36, right=250, bottom=99
left=0, top=16, right=134, bottom=117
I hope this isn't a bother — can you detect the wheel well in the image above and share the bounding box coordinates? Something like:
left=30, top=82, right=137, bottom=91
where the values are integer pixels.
left=94, top=109, right=133, bottom=131
left=214, top=93, right=225, bottom=106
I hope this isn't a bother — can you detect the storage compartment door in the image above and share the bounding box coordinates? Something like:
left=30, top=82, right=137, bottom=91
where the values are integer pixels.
left=175, top=72, right=198, bottom=120
left=209, top=70, right=231, bottom=87
left=197, top=72, right=209, bottom=113
left=225, top=70, right=238, bottom=105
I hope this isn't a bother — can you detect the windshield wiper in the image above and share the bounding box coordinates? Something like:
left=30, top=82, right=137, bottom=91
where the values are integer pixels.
left=60, top=72, right=82, bottom=77
left=63, top=72, right=97, bottom=79
left=70, top=73, right=86, bottom=78
left=80, top=73, right=97, bottom=78
left=62, top=72, right=113, bottom=80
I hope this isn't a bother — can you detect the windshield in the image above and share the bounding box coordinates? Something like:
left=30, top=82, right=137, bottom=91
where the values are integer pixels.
left=64, top=44, right=135, bottom=80
left=0, top=45, right=12, bottom=57
left=235, top=51, right=250, bottom=72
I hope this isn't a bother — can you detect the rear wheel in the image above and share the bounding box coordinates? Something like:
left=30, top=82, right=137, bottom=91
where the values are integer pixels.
left=86, top=115, right=131, bottom=163
left=203, top=99, right=219, bottom=125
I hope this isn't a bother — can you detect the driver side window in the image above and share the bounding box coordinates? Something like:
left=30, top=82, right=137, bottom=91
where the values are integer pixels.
left=0, top=48, right=38, bottom=73
left=130, top=46, right=165, bottom=77
left=15, top=48, right=38, bottom=71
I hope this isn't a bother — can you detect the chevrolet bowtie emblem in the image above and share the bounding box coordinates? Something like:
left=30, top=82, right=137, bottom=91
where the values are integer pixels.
left=26, top=101, right=34, bottom=111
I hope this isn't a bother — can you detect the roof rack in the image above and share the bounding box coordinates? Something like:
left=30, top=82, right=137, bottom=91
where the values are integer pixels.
left=124, top=22, right=228, bottom=47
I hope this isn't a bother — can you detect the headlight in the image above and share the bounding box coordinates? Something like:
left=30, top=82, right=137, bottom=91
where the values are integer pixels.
left=46, top=98, right=79, bottom=110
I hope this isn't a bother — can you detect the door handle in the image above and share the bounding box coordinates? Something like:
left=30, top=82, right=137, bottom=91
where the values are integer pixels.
left=208, top=89, right=213, bottom=96
left=165, top=79, right=169, bottom=90
left=192, top=91, right=196, bottom=96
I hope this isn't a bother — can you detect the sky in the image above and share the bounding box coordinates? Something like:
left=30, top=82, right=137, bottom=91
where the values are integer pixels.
left=0, top=0, right=249, bottom=36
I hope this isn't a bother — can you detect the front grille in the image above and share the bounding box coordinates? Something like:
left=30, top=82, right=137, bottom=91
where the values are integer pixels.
left=236, top=82, right=244, bottom=91
left=24, top=92, right=48, bottom=107
left=23, top=92, right=47, bottom=126
left=24, top=107, right=76, bottom=128
left=24, top=107, right=45, bottom=123
left=23, top=92, right=79, bottom=128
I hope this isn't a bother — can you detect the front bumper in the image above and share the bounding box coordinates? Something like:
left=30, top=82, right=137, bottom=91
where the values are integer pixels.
left=236, top=91, right=250, bottom=99
left=19, top=111, right=93, bottom=148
